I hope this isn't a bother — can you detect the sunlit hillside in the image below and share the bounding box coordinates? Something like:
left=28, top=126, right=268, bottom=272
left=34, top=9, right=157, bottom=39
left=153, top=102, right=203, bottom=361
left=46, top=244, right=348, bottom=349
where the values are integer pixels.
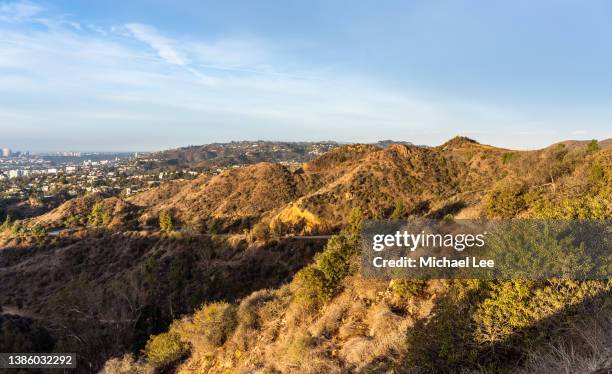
left=0, top=137, right=610, bottom=372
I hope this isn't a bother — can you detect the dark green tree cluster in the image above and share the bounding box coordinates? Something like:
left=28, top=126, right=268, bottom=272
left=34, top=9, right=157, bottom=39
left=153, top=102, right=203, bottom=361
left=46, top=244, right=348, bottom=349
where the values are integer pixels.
left=294, top=208, right=362, bottom=306
left=88, top=203, right=111, bottom=227
left=159, top=210, right=174, bottom=233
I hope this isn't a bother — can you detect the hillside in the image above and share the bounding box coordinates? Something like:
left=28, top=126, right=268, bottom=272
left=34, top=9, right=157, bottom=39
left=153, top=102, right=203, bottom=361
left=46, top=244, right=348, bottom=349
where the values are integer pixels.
left=101, top=138, right=610, bottom=373
left=0, top=137, right=610, bottom=372
left=149, top=141, right=340, bottom=170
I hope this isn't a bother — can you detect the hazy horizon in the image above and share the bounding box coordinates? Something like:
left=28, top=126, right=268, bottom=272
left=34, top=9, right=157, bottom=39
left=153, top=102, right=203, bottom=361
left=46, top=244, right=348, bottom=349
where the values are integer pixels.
left=3, top=135, right=611, bottom=154
left=1, top=0, right=611, bottom=151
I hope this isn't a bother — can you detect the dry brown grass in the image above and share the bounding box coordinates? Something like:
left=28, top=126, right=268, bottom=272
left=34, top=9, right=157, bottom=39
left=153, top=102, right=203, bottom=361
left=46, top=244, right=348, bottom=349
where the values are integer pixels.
left=518, top=311, right=612, bottom=374
left=100, top=354, right=154, bottom=374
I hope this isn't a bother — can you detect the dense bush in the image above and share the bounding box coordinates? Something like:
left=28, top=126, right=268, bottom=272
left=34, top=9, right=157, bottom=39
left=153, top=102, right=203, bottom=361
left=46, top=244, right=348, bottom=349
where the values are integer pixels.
left=389, top=279, right=427, bottom=298
left=485, top=179, right=527, bottom=217
left=485, top=221, right=595, bottom=279
left=177, top=301, right=238, bottom=350
left=236, top=290, right=276, bottom=329
left=473, top=280, right=607, bottom=344
left=404, top=279, right=611, bottom=371
left=294, top=266, right=335, bottom=305
left=531, top=186, right=611, bottom=219
left=144, top=331, right=187, bottom=368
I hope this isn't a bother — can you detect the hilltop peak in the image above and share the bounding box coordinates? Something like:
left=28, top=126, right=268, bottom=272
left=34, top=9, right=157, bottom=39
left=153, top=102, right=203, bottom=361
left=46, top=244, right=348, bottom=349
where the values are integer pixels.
left=440, top=136, right=480, bottom=149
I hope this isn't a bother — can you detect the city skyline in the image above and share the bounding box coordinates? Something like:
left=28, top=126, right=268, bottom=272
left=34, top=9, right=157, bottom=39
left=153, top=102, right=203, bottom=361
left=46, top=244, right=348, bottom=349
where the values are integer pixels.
left=1, top=0, right=611, bottom=151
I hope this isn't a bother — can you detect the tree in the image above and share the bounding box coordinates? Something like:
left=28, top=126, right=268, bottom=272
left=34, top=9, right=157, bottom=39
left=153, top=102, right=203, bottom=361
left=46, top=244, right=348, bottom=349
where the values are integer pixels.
left=159, top=210, right=174, bottom=233
left=346, top=207, right=363, bottom=244
left=88, top=203, right=106, bottom=226
left=586, top=139, right=601, bottom=154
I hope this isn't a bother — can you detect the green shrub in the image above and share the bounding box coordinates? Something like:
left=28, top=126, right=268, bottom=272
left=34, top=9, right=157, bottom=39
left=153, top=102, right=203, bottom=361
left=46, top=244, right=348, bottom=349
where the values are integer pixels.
left=389, top=279, right=427, bottom=298
left=63, top=215, right=81, bottom=228
left=474, top=280, right=609, bottom=345
left=294, top=266, right=335, bottom=306
left=293, top=209, right=362, bottom=306
left=88, top=202, right=111, bottom=227
left=178, top=302, right=237, bottom=349
left=485, top=179, right=527, bottom=218
left=405, top=282, right=483, bottom=371
left=31, top=225, right=47, bottom=237
left=144, top=331, right=187, bottom=368
left=404, top=279, right=611, bottom=371
left=586, top=139, right=600, bottom=154
left=159, top=210, right=174, bottom=232
left=316, top=235, right=356, bottom=284
left=485, top=221, right=596, bottom=279
left=531, top=186, right=611, bottom=219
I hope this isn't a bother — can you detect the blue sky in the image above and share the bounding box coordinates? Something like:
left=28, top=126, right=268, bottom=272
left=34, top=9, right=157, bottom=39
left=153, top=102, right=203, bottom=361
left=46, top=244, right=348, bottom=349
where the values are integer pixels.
left=0, top=0, right=610, bottom=151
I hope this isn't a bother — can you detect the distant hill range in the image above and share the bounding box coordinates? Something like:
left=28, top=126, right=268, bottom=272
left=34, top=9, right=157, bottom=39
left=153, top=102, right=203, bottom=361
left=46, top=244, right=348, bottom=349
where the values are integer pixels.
left=22, top=136, right=612, bottom=232
left=148, top=141, right=340, bottom=170
left=144, top=140, right=432, bottom=170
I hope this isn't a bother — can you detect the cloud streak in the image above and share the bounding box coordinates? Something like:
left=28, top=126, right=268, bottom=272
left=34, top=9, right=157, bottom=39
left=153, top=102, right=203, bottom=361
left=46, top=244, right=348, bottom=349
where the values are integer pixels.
left=0, top=0, right=41, bottom=22
left=125, top=23, right=186, bottom=66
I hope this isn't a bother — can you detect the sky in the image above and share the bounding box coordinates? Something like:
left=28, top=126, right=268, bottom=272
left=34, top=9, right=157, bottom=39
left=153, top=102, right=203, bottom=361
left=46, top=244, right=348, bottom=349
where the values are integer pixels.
left=0, top=0, right=611, bottom=151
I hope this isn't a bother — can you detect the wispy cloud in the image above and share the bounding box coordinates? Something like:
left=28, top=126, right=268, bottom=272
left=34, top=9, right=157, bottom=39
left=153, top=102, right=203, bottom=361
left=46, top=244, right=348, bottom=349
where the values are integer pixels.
left=2, top=0, right=604, bottom=151
left=124, top=23, right=186, bottom=66
left=0, top=0, right=41, bottom=22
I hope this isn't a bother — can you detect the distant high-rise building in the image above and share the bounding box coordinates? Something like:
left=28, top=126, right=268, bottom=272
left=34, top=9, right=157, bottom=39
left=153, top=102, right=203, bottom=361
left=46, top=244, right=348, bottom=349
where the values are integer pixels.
left=2, top=148, right=11, bottom=157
